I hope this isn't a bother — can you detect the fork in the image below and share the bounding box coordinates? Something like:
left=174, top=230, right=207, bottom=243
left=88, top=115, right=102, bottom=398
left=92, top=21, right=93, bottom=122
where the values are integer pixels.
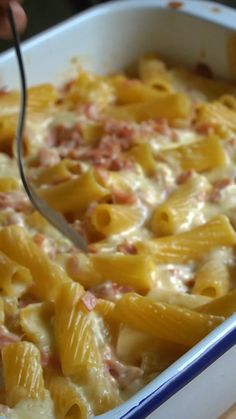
left=7, top=4, right=87, bottom=252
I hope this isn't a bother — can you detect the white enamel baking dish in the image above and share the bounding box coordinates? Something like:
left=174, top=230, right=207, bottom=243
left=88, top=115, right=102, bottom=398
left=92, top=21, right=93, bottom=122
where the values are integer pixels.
left=0, top=1, right=236, bottom=418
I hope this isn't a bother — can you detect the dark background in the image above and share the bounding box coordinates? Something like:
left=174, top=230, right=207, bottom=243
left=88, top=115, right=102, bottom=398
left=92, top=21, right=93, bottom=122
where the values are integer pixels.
left=0, top=0, right=234, bottom=52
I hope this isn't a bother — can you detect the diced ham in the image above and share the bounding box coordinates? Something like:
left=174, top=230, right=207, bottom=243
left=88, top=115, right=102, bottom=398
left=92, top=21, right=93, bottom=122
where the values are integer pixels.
left=107, top=158, right=133, bottom=171
left=0, top=326, right=20, bottom=350
left=117, top=242, right=137, bottom=255
left=72, top=218, right=98, bottom=244
left=87, top=243, right=99, bottom=254
left=195, top=122, right=214, bottom=135
left=176, top=170, right=195, bottom=185
left=61, top=79, right=75, bottom=94
left=0, top=87, right=8, bottom=96
left=100, top=132, right=134, bottom=153
left=111, top=189, right=136, bottom=204
left=32, top=233, right=45, bottom=246
left=38, top=147, right=60, bottom=167
left=105, top=358, right=143, bottom=389
left=74, top=121, right=135, bottom=170
left=47, top=124, right=82, bottom=154
left=66, top=253, right=80, bottom=278
left=194, top=63, right=213, bottom=79
left=209, top=177, right=233, bottom=203
left=83, top=150, right=132, bottom=171
left=227, top=137, right=236, bottom=148
left=90, top=281, right=133, bottom=302
left=104, top=120, right=135, bottom=144
left=40, top=349, right=60, bottom=369
left=46, top=119, right=135, bottom=171
left=0, top=191, right=31, bottom=213
left=212, top=178, right=232, bottom=190
left=82, top=133, right=133, bottom=171
left=18, top=296, right=38, bottom=308
left=140, top=119, right=177, bottom=141
left=81, top=103, right=99, bottom=120
left=81, top=291, right=97, bottom=311
left=66, top=145, right=90, bottom=161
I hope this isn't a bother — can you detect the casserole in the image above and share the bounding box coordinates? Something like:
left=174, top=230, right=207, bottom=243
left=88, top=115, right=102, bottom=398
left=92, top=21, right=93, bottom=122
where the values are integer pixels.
left=0, top=1, right=236, bottom=418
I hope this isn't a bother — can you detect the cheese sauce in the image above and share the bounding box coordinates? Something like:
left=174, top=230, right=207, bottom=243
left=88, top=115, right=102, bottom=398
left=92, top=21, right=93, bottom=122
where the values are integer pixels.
left=0, top=56, right=235, bottom=418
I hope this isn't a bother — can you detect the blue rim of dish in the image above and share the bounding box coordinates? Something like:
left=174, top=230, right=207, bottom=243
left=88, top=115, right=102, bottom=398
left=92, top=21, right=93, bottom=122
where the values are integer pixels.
left=121, top=326, right=236, bottom=418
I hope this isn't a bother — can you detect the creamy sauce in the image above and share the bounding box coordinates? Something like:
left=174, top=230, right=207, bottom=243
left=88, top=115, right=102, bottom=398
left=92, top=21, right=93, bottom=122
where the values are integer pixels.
left=0, top=57, right=235, bottom=418
left=11, top=393, right=55, bottom=419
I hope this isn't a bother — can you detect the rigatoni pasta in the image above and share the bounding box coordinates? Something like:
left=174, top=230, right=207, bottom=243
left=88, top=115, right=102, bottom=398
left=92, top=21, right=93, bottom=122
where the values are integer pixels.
left=2, top=341, right=45, bottom=407
left=151, top=175, right=210, bottom=236
left=136, top=215, right=236, bottom=263
left=159, top=135, right=228, bottom=172
left=38, top=169, right=109, bottom=214
left=114, top=293, right=224, bottom=347
left=48, top=374, right=92, bottom=419
left=0, top=53, right=235, bottom=418
left=90, top=203, right=143, bottom=236
left=106, top=92, right=191, bottom=123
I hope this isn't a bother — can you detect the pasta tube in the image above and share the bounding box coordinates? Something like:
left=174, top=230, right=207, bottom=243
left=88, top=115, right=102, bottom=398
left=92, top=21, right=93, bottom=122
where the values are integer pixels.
left=127, top=143, right=157, bottom=175
left=193, top=259, right=230, bottom=298
left=0, top=85, right=57, bottom=153
left=160, top=135, right=228, bottom=172
left=54, top=283, right=100, bottom=376
left=0, top=84, right=56, bottom=117
left=139, top=55, right=173, bottom=92
left=49, top=375, right=91, bottom=419
left=78, top=366, right=121, bottom=415
left=34, top=160, right=74, bottom=186
left=95, top=299, right=118, bottom=339
left=117, top=326, right=187, bottom=367
left=90, top=204, right=143, bottom=236
left=0, top=225, right=71, bottom=301
left=95, top=299, right=115, bottom=321
left=170, top=66, right=236, bottom=100
left=0, top=177, right=20, bottom=192
left=196, top=101, right=236, bottom=136
left=66, top=253, right=101, bottom=289
left=196, top=289, right=236, bottom=317
left=20, top=302, right=54, bottom=349
left=151, top=175, right=210, bottom=236
left=64, top=70, right=115, bottom=109
left=114, top=293, right=224, bottom=346
left=111, top=75, right=164, bottom=104
left=2, top=341, right=45, bottom=407
left=106, top=92, right=191, bottom=123
left=136, top=215, right=236, bottom=263
left=0, top=250, right=32, bottom=298
left=38, top=169, right=109, bottom=214
left=147, top=288, right=211, bottom=310
left=91, top=254, right=155, bottom=291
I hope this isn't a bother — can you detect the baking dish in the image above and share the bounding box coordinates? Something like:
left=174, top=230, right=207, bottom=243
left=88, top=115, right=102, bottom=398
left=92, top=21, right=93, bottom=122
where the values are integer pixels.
left=1, top=1, right=236, bottom=418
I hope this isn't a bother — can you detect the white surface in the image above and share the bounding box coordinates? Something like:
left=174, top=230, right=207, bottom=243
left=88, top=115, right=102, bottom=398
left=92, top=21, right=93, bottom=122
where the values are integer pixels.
left=96, top=316, right=236, bottom=418
left=0, top=1, right=236, bottom=418
left=147, top=345, right=236, bottom=419
left=1, top=0, right=236, bottom=88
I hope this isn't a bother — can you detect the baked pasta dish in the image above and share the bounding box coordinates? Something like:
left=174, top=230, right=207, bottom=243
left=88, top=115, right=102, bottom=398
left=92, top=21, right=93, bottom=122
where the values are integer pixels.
left=0, top=54, right=235, bottom=418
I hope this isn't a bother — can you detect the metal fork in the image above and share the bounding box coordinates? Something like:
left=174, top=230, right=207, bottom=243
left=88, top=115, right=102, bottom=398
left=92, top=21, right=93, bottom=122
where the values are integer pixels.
left=7, top=4, right=87, bottom=252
